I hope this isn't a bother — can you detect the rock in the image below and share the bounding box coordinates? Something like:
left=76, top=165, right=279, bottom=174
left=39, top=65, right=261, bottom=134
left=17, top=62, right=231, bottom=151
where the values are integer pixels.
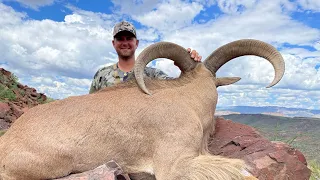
left=4, top=115, right=16, bottom=123
left=209, top=117, right=311, bottom=180
left=0, top=68, right=11, bottom=77
left=30, top=92, right=38, bottom=98
left=17, top=83, right=25, bottom=89
left=54, top=161, right=130, bottom=180
left=0, top=102, right=10, bottom=118
left=54, top=165, right=116, bottom=180
left=0, top=119, right=10, bottom=130
left=9, top=102, right=24, bottom=119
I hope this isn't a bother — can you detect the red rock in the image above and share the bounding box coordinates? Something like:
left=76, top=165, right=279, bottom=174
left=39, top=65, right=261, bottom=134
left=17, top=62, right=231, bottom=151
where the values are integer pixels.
left=17, top=83, right=25, bottom=89
left=21, top=107, right=29, bottom=113
left=4, top=115, right=16, bottom=123
left=9, top=102, right=24, bottom=118
left=0, top=68, right=11, bottom=77
left=0, top=102, right=10, bottom=118
left=54, top=162, right=130, bottom=180
left=30, top=92, right=38, bottom=97
left=0, top=120, right=10, bottom=130
left=209, top=117, right=311, bottom=180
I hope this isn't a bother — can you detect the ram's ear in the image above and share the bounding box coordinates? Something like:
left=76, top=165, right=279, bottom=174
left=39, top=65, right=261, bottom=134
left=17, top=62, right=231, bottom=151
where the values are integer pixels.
left=216, top=77, right=241, bottom=87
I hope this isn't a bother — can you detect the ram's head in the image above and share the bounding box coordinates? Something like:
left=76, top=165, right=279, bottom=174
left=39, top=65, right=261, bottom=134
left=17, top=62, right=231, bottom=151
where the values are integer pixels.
left=134, top=39, right=285, bottom=95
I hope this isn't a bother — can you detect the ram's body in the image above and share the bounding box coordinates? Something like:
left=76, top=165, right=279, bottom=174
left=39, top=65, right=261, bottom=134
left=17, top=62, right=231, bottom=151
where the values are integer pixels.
left=0, top=66, right=220, bottom=179
left=0, top=39, right=285, bottom=180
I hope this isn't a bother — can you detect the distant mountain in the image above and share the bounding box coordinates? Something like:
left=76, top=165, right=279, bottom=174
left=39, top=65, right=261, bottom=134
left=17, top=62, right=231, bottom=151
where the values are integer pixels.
left=216, top=106, right=320, bottom=118
left=219, top=114, right=320, bottom=162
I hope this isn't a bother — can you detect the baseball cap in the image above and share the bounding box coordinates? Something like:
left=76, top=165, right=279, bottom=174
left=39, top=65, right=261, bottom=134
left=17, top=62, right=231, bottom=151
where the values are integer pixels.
left=113, top=21, right=137, bottom=38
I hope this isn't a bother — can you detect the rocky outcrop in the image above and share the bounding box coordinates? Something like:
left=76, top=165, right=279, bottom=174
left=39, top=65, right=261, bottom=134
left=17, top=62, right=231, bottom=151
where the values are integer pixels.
left=209, top=117, right=311, bottom=180
left=0, top=68, right=47, bottom=130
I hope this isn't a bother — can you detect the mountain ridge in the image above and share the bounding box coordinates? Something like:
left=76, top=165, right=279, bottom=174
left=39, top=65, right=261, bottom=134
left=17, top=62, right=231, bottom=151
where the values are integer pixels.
left=216, top=105, right=320, bottom=118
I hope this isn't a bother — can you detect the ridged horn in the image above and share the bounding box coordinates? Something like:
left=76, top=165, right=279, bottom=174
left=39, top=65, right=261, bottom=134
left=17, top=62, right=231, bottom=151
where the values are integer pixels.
left=204, top=39, right=285, bottom=88
left=134, top=42, right=198, bottom=95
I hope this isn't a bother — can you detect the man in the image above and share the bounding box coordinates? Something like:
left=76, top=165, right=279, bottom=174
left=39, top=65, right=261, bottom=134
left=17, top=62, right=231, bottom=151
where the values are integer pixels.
left=89, top=21, right=202, bottom=93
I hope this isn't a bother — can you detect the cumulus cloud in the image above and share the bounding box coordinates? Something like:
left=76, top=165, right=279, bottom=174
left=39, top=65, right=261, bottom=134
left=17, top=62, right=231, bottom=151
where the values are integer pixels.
left=297, top=0, right=320, bottom=12
left=0, top=3, right=121, bottom=98
left=0, top=3, right=26, bottom=24
left=214, top=0, right=258, bottom=14
left=133, top=1, right=203, bottom=31
left=1, top=0, right=320, bottom=110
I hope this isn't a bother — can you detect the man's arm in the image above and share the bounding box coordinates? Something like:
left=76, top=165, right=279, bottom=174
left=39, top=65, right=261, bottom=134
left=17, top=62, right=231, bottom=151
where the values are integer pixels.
left=89, top=82, right=97, bottom=94
left=89, top=71, right=100, bottom=94
left=88, top=66, right=113, bottom=94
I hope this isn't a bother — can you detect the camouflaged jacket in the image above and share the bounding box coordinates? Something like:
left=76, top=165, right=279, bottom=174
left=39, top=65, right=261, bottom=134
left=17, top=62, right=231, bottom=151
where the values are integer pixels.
left=89, top=63, right=169, bottom=93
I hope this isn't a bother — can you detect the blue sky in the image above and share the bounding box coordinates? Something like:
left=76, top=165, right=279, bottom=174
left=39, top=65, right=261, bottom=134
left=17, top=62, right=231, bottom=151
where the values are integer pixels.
left=0, top=0, right=319, bottom=112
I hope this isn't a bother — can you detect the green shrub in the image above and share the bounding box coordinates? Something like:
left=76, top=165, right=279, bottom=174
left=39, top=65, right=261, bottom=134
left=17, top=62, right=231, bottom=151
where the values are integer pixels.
left=0, top=129, right=6, bottom=136
left=0, top=84, right=16, bottom=101
left=44, top=97, right=55, bottom=103
left=9, top=74, right=19, bottom=90
left=11, top=74, right=19, bottom=83
left=309, top=160, right=320, bottom=180
left=19, top=89, right=26, bottom=96
left=37, top=96, right=55, bottom=104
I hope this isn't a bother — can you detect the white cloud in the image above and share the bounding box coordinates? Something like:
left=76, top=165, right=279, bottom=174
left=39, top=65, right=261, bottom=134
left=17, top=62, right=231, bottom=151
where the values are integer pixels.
left=0, top=3, right=26, bottom=24
left=1, top=0, right=320, bottom=110
left=214, top=0, right=258, bottom=14
left=297, top=0, right=320, bottom=12
left=22, top=76, right=92, bottom=99
left=154, top=59, right=181, bottom=77
left=134, top=1, right=203, bottom=31
left=0, top=3, right=121, bottom=98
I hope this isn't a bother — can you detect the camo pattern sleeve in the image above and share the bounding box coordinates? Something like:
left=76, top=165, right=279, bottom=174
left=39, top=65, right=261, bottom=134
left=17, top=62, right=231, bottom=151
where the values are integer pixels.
left=144, top=67, right=172, bottom=80
left=89, top=65, right=115, bottom=94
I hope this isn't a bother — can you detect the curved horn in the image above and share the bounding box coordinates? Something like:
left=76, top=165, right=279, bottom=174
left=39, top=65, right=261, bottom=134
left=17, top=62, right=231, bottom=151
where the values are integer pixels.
left=134, top=42, right=198, bottom=95
left=204, top=39, right=285, bottom=88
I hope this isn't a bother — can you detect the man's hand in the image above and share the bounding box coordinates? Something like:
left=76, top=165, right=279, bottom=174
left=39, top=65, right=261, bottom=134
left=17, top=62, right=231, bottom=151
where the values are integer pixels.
left=187, top=48, right=202, bottom=62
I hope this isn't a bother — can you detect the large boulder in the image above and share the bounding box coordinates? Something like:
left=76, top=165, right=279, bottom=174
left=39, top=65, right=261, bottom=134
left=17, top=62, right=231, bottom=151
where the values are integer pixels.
left=209, top=117, right=311, bottom=180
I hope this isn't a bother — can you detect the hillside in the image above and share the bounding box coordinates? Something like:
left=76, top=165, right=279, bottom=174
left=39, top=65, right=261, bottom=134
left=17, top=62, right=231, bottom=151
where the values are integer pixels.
left=220, top=114, right=320, bottom=162
left=0, top=68, right=52, bottom=130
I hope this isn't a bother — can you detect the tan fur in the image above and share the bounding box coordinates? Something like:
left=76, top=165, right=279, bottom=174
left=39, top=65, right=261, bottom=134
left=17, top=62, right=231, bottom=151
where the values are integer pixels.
left=0, top=64, right=246, bottom=180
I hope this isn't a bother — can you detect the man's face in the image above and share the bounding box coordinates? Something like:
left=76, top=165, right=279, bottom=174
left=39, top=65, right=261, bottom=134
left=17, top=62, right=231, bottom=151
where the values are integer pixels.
left=112, top=31, right=139, bottom=60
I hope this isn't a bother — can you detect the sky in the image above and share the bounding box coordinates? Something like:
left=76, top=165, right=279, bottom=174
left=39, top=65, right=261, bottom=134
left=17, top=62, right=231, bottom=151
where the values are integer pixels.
left=0, top=0, right=319, bottom=110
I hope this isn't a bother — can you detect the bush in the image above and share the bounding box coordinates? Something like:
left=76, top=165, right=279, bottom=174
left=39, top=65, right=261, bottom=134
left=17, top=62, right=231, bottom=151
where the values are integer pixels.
left=44, top=97, right=55, bottom=103
left=0, top=84, right=16, bottom=101
left=0, top=129, right=6, bottom=136
left=309, top=160, right=320, bottom=180
left=37, top=96, right=55, bottom=104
